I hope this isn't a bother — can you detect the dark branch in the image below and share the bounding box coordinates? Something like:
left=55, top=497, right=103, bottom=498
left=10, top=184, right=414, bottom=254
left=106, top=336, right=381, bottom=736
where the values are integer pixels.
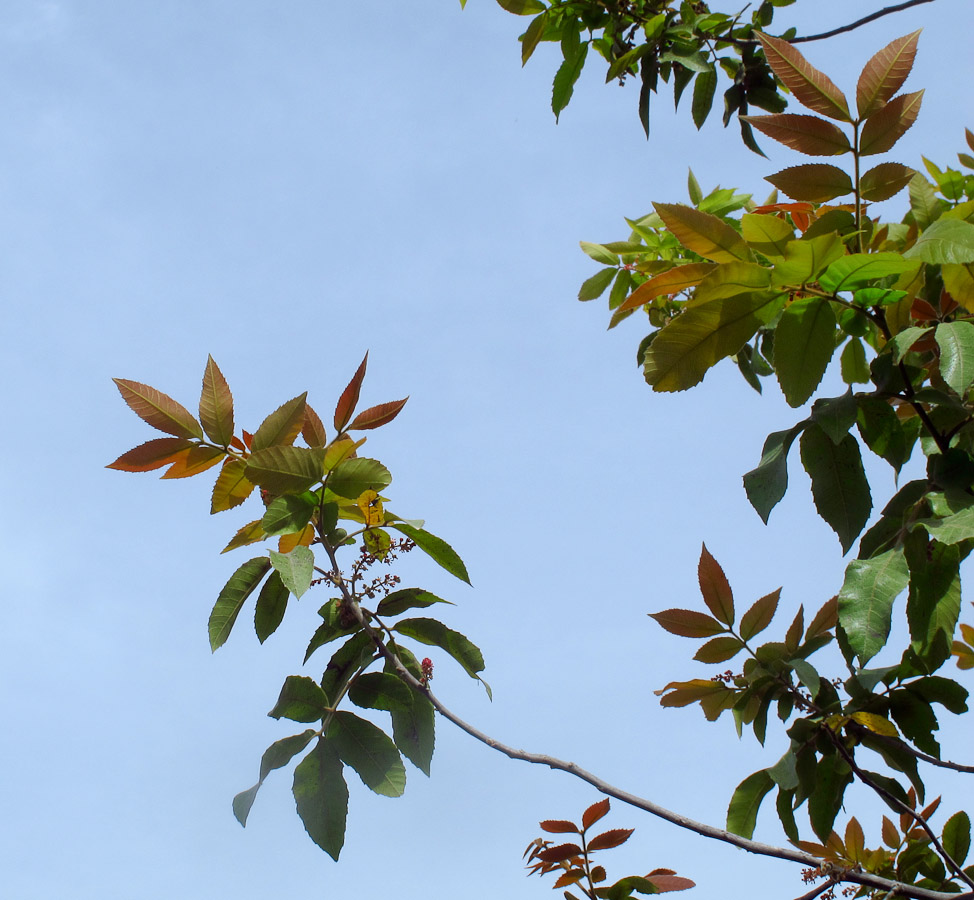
left=847, top=722, right=974, bottom=774
left=791, top=0, right=936, bottom=44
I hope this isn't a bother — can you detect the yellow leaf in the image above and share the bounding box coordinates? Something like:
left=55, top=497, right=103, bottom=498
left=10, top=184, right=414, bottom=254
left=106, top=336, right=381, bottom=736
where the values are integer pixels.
left=356, top=490, right=385, bottom=526
left=279, top=524, right=314, bottom=553
left=823, top=714, right=849, bottom=732
left=851, top=711, right=899, bottom=737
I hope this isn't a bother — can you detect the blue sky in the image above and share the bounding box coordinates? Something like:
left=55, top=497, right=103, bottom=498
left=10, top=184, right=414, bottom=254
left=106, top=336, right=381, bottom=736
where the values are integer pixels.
left=2, top=1, right=973, bottom=898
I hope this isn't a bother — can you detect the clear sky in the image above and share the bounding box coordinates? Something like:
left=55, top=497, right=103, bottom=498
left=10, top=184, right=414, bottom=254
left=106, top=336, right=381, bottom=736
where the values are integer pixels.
left=2, top=1, right=973, bottom=898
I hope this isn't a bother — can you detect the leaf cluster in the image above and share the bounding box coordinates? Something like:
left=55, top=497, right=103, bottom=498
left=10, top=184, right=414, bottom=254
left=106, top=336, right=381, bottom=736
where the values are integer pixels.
left=109, top=355, right=485, bottom=859
left=525, top=799, right=695, bottom=898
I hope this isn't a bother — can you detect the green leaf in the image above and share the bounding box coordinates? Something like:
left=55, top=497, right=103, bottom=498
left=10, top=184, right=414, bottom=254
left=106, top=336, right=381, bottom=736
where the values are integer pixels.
left=905, top=536, right=961, bottom=669
left=888, top=325, right=931, bottom=363
left=809, top=754, right=852, bottom=841
left=767, top=749, right=799, bottom=791
left=328, top=711, right=406, bottom=797
left=904, top=218, right=974, bottom=264
left=743, top=422, right=807, bottom=523
left=495, top=0, right=545, bottom=14
left=578, top=267, right=617, bottom=301
left=261, top=493, right=316, bottom=537
left=394, top=617, right=486, bottom=681
left=348, top=672, right=413, bottom=712
left=727, top=769, right=774, bottom=838
left=691, top=67, right=717, bottom=129
left=742, top=213, right=794, bottom=258
left=251, top=393, right=307, bottom=451
left=771, top=234, right=845, bottom=287
left=385, top=650, right=436, bottom=774
left=653, top=203, right=750, bottom=262
left=268, top=675, right=330, bottom=722
left=327, top=458, right=392, bottom=499
left=320, top=632, right=376, bottom=705
left=840, top=339, right=870, bottom=384
left=856, top=396, right=909, bottom=473
left=389, top=523, right=470, bottom=584
left=800, top=424, right=872, bottom=553
left=935, top=321, right=974, bottom=396
left=210, top=458, right=256, bottom=513
left=691, top=262, right=772, bottom=304
left=552, top=41, right=588, bottom=121
left=208, top=557, right=271, bottom=651
left=376, top=588, right=454, bottom=618
left=943, top=811, right=971, bottom=866
left=292, top=738, right=348, bottom=860
left=199, top=356, right=234, bottom=446
left=233, top=729, right=316, bottom=826
left=916, top=506, right=974, bottom=544
left=644, top=293, right=785, bottom=392
left=908, top=173, right=941, bottom=230
left=245, top=446, right=325, bottom=495
left=579, top=241, right=618, bottom=266
left=269, top=546, right=315, bottom=599
left=520, top=12, right=548, bottom=65
left=819, top=252, right=919, bottom=293
left=775, top=297, right=837, bottom=407
left=693, top=635, right=745, bottom=663
left=838, top=547, right=910, bottom=665
left=811, top=390, right=857, bottom=444
left=254, top=570, right=290, bottom=643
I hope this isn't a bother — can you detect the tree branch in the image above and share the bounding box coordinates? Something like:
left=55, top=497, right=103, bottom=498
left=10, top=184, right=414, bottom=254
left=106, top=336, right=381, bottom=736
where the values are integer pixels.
left=847, top=721, right=974, bottom=774
left=791, top=0, right=936, bottom=44
left=344, top=597, right=970, bottom=900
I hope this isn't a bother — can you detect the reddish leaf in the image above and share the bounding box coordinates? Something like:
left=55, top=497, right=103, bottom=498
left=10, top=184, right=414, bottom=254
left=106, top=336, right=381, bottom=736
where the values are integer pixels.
left=537, top=843, right=582, bottom=863
left=199, top=355, right=234, bottom=446
left=106, top=437, right=194, bottom=472
left=919, top=796, right=941, bottom=822
left=860, top=162, right=916, bottom=202
left=755, top=32, right=851, bottom=122
left=113, top=378, right=203, bottom=440
left=856, top=31, right=920, bottom=117
left=210, top=458, right=256, bottom=513
left=302, top=404, right=327, bottom=448
left=805, top=596, right=837, bottom=641
left=251, top=394, right=308, bottom=452
left=616, top=263, right=716, bottom=313
left=160, top=445, right=225, bottom=479
left=649, top=608, right=725, bottom=638
left=845, top=817, right=865, bottom=861
left=881, top=815, right=899, bottom=849
left=647, top=874, right=696, bottom=892
left=587, top=828, right=633, bottom=851
left=741, top=114, right=851, bottom=156
left=765, top=165, right=853, bottom=202
left=657, top=678, right=729, bottom=708
left=698, top=543, right=734, bottom=625
left=334, top=352, right=368, bottom=432
left=540, top=820, right=580, bottom=834
left=739, top=589, right=780, bottom=641
left=693, top=635, right=744, bottom=663
left=591, top=865, right=607, bottom=883
left=859, top=91, right=923, bottom=156
left=553, top=871, right=586, bottom=888
left=785, top=605, right=804, bottom=652
left=348, top=398, right=409, bottom=431
left=582, top=798, right=610, bottom=831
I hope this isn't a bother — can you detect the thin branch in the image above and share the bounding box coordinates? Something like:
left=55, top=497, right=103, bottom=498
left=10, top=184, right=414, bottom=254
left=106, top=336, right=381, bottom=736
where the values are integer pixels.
left=793, top=877, right=839, bottom=900
left=791, top=0, right=936, bottom=44
left=847, top=722, right=974, bottom=774
left=343, top=599, right=968, bottom=900
left=830, top=736, right=974, bottom=892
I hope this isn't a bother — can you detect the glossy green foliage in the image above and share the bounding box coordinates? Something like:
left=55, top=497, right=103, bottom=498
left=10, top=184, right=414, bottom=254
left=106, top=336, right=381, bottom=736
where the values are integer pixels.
left=486, top=0, right=797, bottom=146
